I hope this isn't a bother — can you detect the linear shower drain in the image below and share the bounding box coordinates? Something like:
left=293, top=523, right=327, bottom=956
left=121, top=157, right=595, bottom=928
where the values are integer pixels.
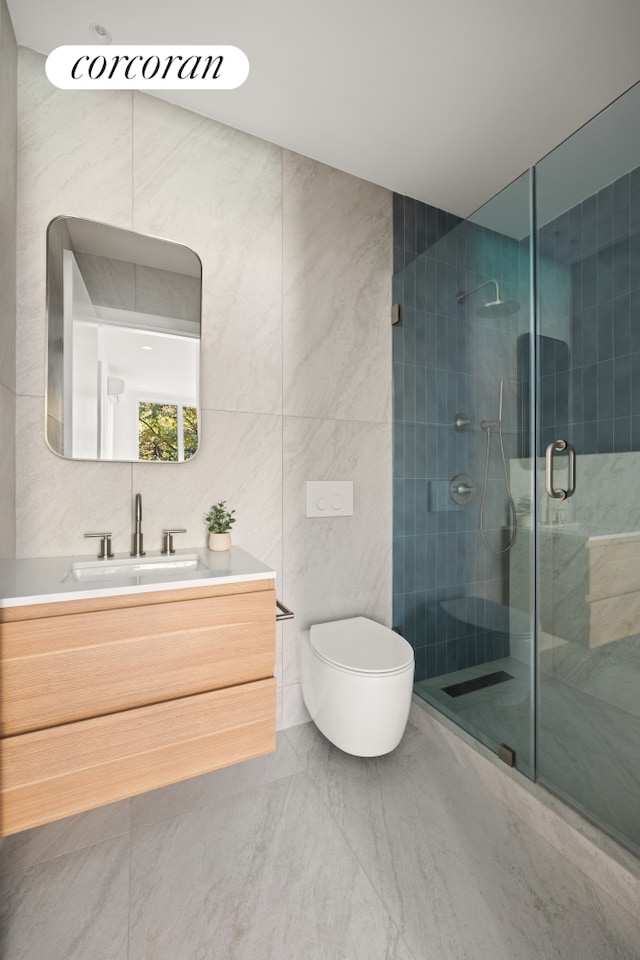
left=442, top=670, right=514, bottom=698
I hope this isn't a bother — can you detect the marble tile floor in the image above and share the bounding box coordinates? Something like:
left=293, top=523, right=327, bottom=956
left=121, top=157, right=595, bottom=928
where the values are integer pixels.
left=416, top=655, right=640, bottom=856
left=1, top=723, right=640, bottom=960
left=415, top=657, right=534, bottom=773
left=541, top=633, right=640, bottom=720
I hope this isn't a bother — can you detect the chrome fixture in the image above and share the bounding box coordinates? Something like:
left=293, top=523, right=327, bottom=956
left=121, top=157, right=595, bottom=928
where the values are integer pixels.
left=84, top=531, right=114, bottom=559
left=545, top=439, right=576, bottom=500
left=498, top=743, right=516, bottom=767
left=479, top=381, right=517, bottom=554
left=456, top=279, right=520, bottom=319
left=450, top=475, right=476, bottom=506
left=276, top=599, right=295, bottom=621
left=161, top=528, right=187, bottom=555
left=453, top=413, right=473, bottom=432
left=131, top=493, right=145, bottom=557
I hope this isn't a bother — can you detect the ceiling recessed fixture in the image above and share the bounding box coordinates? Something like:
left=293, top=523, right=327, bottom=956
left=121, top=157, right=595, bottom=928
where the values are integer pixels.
left=89, top=22, right=111, bottom=44
left=141, top=345, right=153, bottom=351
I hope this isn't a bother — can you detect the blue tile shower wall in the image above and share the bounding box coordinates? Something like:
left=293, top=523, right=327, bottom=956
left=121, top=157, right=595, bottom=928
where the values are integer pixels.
left=393, top=195, right=527, bottom=681
left=539, top=164, right=640, bottom=454
left=393, top=194, right=462, bottom=273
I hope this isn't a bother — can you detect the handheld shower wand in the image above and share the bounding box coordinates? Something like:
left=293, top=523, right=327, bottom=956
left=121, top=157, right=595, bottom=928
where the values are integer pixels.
left=481, top=380, right=504, bottom=431
left=479, top=382, right=517, bottom=554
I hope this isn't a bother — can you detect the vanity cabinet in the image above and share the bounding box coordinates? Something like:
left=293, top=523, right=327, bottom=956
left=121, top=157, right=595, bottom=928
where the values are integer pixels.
left=509, top=526, right=640, bottom=648
left=0, top=578, right=276, bottom=836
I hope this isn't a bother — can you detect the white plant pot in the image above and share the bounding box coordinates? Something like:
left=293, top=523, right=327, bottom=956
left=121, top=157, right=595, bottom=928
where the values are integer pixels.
left=208, top=532, right=231, bottom=552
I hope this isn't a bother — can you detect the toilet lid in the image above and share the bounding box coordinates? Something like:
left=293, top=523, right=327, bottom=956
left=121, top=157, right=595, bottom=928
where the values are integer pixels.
left=310, top=617, right=414, bottom=675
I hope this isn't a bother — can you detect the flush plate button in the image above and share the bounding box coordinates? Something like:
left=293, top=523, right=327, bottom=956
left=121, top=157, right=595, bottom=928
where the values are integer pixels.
left=306, top=481, right=353, bottom=517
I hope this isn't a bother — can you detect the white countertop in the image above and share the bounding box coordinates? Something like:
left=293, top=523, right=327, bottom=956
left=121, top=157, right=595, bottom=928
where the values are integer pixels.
left=536, top=524, right=640, bottom=544
left=0, top=546, right=276, bottom=608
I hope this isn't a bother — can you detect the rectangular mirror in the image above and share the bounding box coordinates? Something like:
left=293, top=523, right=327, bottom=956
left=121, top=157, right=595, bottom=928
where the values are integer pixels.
left=46, top=216, right=201, bottom=462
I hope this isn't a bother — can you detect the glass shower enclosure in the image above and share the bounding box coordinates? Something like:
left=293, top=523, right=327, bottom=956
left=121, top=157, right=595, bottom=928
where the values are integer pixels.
left=393, top=81, right=640, bottom=856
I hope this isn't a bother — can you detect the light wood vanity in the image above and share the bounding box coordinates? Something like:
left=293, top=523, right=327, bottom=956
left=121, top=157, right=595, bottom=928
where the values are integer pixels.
left=0, top=552, right=277, bottom=836
left=509, top=526, right=640, bottom=648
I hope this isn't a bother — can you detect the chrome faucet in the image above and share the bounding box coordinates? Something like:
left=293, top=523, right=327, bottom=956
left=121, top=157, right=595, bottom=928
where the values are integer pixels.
left=131, top=493, right=145, bottom=557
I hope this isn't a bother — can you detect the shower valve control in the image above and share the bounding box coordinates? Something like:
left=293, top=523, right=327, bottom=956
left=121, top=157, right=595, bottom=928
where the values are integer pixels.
left=450, top=475, right=476, bottom=506
left=306, top=481, right=354, bottom=517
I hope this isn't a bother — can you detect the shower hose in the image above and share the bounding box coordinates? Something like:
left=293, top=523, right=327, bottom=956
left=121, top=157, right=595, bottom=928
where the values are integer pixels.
left=479, top=422, right=517, bottom=554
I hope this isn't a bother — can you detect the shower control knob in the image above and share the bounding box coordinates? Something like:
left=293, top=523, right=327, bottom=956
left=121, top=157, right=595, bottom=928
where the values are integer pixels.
left=450, top=475, right=476, bottom=506
left=454, top=482, right=474, bottom=495
left=453, top=413, right=473, bottom=432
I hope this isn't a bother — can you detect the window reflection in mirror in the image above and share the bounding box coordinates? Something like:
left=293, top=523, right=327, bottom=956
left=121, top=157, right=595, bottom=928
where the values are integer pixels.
left=46, top=216, right=201, bottom=462
left=138, top=402, right=198, bottom=461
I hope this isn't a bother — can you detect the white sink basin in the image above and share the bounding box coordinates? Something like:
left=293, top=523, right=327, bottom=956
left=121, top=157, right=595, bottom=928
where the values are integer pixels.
left=65, top=553, right=205, bottom=583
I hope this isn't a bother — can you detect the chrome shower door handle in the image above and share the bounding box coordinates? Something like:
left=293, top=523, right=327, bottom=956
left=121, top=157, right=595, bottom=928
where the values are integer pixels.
left=566, top=441, right=576, bottom=498
left=545, top=439, right=576, bottom=500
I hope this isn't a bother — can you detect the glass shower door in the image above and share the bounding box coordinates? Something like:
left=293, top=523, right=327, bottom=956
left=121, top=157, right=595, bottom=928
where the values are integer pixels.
left=395, top=174, right=536, bottom=778
left=535, top=82, right=640, bottom=855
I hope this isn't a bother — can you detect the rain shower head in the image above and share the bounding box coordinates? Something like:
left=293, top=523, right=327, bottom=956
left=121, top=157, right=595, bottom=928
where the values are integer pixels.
left=456, top=279, right=520, bottom=318
left=477, top=296, right=520, bottom=319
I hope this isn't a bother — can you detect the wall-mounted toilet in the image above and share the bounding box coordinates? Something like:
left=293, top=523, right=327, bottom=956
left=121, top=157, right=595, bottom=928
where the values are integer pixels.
left=300, top=616, right=415, bottom=757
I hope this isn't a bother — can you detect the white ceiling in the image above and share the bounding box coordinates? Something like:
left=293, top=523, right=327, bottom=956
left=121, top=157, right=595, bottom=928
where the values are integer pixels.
left=7, top=0, right=640, bottom=217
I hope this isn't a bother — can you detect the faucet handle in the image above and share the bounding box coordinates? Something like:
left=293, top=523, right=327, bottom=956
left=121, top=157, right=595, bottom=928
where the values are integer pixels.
left=84, top=532, right=114, bottom=560
left=161, top=528, right=187, bottom=555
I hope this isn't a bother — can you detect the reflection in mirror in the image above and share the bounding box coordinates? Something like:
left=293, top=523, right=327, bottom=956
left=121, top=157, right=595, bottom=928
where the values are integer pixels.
left=46, top=217, right=201, bottom=462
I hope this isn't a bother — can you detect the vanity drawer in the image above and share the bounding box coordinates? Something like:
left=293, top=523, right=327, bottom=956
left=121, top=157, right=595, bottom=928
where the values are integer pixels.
left=0, top=677, right=276, bottom=836
left=586, top=536, right=640, bottom=601
left=1, top=587, right=276, bottom=736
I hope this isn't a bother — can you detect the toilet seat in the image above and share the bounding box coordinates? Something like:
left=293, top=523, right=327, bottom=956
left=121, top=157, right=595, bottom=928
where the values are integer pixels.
left=310, top=616, right=414, bottom=676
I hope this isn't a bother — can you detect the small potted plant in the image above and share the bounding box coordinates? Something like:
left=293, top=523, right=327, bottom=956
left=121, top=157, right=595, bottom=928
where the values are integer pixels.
left=204, top=500, right=236, bottom=551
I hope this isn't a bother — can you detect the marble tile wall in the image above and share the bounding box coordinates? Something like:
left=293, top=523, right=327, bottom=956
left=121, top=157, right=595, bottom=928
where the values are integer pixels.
left=0, top=0, right=16, bottom=559
left=14, top=48, right=392, bottom=728
left=73, top=253, right=201, bottom=325
left=0, top=385, right=16, bottom=558
left=281, top=153, right=393, bottom=721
